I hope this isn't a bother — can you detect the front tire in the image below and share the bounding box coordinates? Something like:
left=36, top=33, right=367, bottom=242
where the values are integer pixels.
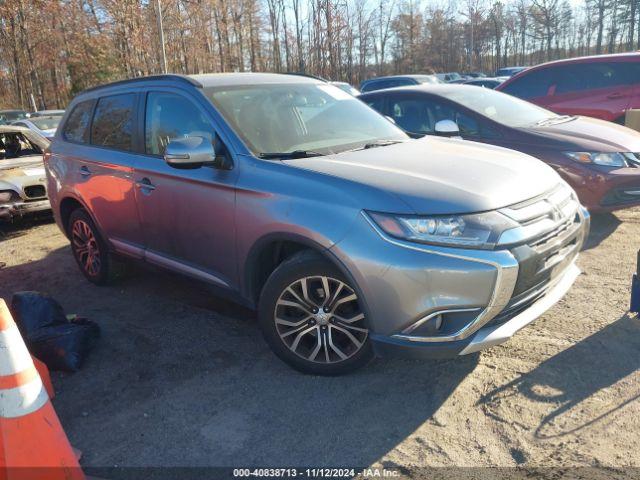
left=67, top=208, right=126, bottom=285
left=258, top=252, right=373, bottom=375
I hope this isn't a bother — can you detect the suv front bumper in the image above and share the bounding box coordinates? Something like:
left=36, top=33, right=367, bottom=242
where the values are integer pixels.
left=0, top=199, right=51, bottom=221
left=370, top=262, right=580, bottom=358
left=330, top=206, right=589, bottom=359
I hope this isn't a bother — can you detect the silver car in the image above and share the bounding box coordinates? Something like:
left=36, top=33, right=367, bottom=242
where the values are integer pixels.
left=1, top=126, right=51, bottom=221
left=45, top=73, right=589, bottom=374
left=12, top=115, right=63, bottom=140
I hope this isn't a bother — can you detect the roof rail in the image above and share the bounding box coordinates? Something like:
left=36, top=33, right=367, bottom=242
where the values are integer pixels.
left=79, top=74, right=202, bottom=95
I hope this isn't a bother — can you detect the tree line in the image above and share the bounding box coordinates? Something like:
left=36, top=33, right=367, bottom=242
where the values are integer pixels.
left=0, top=0, right=638, bottom=110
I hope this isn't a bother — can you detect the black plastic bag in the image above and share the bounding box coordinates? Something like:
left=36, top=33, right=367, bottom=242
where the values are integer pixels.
left=10, top=292, right=100, bottom=372
left=10, top=291, right=68, bottom=337
left=28, top=319, right=101, bottom=372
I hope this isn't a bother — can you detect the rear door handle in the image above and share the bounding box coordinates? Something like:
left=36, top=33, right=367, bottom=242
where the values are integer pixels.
left=79, top=166, right=91, bottom=177
left=136, top=177, right=156, bottom=191
left=607, top=92, right=626, bottom=99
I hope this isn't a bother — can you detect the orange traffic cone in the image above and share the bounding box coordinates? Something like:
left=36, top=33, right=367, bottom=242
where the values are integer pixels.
left=0, top=299, right=85, bottom=480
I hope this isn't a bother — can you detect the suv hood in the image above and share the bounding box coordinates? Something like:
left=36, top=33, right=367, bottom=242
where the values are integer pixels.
left=287, top=137, right=561, bottom=214
left=525, top=116, right=640, bottom=152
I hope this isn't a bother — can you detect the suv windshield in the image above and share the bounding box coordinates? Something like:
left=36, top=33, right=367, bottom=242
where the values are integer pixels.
left=439, top=87, right=561, bottom=127
left=205, top=83, right=407, bottom=157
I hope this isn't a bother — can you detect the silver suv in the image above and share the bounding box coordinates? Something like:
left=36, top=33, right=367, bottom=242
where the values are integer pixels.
left=45, top=73, right=590, bottom=375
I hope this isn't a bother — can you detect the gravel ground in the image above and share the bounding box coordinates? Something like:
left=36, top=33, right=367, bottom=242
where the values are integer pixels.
left=1, top=210, right=639, bottom=479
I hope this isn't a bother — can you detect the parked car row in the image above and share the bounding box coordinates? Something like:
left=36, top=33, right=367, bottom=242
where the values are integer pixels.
left=0, top=108, right=65, bottom=124
left=498, top=52, right=640, bottom=123
left=359, top=52, right=640, bottom=124
left=359, top=68, right=521, bottom=92
left=7, top=54, right=640, bottom=375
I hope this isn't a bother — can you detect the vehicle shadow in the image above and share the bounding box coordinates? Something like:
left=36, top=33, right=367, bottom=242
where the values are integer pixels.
left=583, top=212, right=621, bottom=251
left=0, top=246, right=479, bottom=472
left=477, top=313, right=640, bottom=439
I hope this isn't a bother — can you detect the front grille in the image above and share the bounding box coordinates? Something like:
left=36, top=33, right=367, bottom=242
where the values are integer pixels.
left=24, top=185, right=46, bottom=199
left=484, top=281, right=550, bottom=329
left=486, top=184, right=585, bottom=328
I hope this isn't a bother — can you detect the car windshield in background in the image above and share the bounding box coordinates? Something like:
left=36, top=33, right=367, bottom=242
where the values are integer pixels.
left=0, top=110, right=28, bottom=124
left=206, top=83, right=407, bottom=157
left=438, top=88, right=560, bottom=127
left=31, top=116, right=61, bottom=130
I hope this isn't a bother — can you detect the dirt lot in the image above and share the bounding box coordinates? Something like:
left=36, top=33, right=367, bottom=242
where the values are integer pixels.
left=1, top=210, right=640, bottom=478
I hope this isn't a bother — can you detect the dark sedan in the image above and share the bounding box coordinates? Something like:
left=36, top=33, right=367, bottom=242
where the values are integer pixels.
left=360, top=84, right=640, bottom=212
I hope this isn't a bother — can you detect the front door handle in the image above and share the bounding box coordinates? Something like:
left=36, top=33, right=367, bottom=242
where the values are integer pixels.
left=607, top=92, right=626, bottom=99
left=79, top=166, right=91, bottom=177
left=136, top=177, right=156, bottom=191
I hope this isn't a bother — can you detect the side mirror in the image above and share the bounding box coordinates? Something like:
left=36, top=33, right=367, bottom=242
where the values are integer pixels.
left=434, top=119, right=460, bottom=137
left=164, top=136, right=232, bottom=170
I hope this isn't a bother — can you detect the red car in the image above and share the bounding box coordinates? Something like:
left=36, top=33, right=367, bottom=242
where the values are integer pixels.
left=497, top=53, right=640, bottom=123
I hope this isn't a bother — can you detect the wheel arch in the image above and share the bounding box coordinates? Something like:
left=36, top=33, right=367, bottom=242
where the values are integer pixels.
left=58, top=195, right=102, bottom=240
left=243, top=233, right=366, bottom=313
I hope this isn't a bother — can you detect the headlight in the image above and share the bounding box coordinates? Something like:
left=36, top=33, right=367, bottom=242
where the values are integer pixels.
left=367, top=210, right=516, bottom=249
left=565, top=152, right=629, bottom=167
left=0, top=190, right=17, bottom=203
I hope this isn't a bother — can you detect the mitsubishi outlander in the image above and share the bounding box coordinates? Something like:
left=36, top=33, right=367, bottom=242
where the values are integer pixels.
left=45, top=73, right=589, bottom=374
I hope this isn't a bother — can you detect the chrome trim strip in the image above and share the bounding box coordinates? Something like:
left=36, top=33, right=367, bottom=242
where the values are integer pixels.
left=459, top=262, right=581, bottom=355
left=110, top=238, right=145, bottom=259
left=362, top=211, right=519, bottom=342
left=401, top=308, right=482, bottom=335
left=145, top=250, right=229, bottom=288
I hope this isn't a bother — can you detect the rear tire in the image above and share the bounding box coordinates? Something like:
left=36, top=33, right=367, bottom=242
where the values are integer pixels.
left=67, top=208, right=127, bottom=285
left=258, top=252, right=373, bottom=375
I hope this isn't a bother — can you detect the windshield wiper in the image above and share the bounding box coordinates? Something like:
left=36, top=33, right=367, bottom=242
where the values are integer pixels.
left=258, top=150, right=325, bottom=160
left=344, top=140, right=404, bottom=153
left=535, top=115, right=575, bottom=126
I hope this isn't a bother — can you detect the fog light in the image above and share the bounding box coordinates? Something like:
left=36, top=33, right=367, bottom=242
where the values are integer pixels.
left=401, top=308, right=483, bottom=338
left=405, top=313, right=443, bottom=336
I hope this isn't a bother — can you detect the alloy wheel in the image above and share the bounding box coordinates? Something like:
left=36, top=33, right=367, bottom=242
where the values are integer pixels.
left=274, top=275, right=368, bottom=363
left=71, top=219, right=101, bottom=277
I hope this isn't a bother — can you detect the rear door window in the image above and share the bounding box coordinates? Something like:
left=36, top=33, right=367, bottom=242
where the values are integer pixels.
left=90, top=94, right=136, bottom=151
left=144, top=92, right=214, bottom=156
left=501, top=69, right=554, bottom=99
left=62, top=100, right=94, bottom=143
left=555, top=62, right=638, bottom=94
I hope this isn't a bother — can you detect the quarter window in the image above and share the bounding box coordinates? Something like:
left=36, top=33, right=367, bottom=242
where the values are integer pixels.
left=62, top=101, right=93, bottom=143
left=554, top=62, right=639, bottom=94
left=145, top=92, right=214, bottom=156
left=90, top=94, right=136, bottom=151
